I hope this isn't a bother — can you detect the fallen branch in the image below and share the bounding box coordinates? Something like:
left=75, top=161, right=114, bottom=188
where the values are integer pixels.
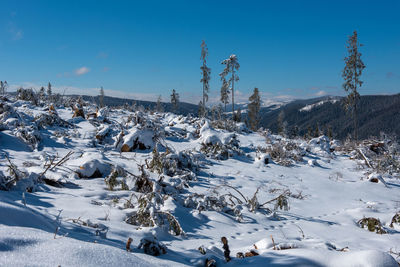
left=357, top=148, right=373, bottom=169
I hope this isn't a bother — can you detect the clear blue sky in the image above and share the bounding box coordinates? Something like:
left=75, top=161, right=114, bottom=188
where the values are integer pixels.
left=1, top=0, right=399, bottom=104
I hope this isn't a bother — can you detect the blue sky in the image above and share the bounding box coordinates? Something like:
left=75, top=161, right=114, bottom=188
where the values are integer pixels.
left=0, top=0, right=399, bottom=104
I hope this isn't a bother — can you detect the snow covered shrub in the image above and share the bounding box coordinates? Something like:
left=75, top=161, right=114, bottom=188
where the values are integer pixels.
left=390, top=212, right=400, bottom=228
left=0, top=171, right=9, bottom=190
left=104, top=165, right=129, bottom=191
left=72, top=106, right=85, bottom=118
left=357, top=217, right=387, bottom=234
left=146, top=148, right=199, bottom=179
left=133, top=165, right=153, bottom=193
left=261, top=140, right=303, bottom=166
left=125, top=192, right=162, bottom=227
left=0, top=156, right=42, bottom=191
left=125, top=190, right=184, bottom=236
left=35, top=113, right=71, bottom=129
left=308, top=135, right=331, bottom=154
left=350, top=136, right=400, bottom=175
left=14, top=126, right=41, bottom=150
left=200, top=134, right=242, bottom=160
left=137, top=236, right=167, bottom=256
left=95, top=107, right=110, bottom=122
left=16, top=88, right=38, bottom=105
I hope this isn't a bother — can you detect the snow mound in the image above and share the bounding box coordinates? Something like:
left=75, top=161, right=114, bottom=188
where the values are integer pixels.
left=121, top=128, right=155, bottom=151
left=72, top=152, right=111, bottom=178
left=308, top=135, right=331, bottom=154
left=199, top=121, right=221, bottom=145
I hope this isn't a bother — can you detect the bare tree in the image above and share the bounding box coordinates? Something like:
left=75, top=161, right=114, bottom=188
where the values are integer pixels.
left=342, top=30, right=365, bottom=141
left=200, top=40, right=211, bottom=117
left=220, top=55, right=239, bottom=115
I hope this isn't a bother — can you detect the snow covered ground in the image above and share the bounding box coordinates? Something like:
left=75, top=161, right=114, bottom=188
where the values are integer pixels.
left=1, top=96, right=399, bottom=266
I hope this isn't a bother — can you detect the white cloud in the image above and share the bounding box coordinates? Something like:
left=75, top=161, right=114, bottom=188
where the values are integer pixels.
left=75, top=67, right=90, bottom=76
left=315, top=90, right=328, bottom=97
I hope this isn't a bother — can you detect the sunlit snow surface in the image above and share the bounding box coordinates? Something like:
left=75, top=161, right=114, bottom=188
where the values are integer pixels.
left=0, top=98, right=399, bottom=266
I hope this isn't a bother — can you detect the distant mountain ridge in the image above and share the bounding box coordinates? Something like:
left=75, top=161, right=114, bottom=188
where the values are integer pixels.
left=259, top=94, right=400, bottom=140
left=78, top=95, right=199, bottom=115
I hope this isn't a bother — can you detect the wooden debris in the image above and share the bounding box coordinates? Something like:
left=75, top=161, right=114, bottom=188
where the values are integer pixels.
left=221, top=236, right=231, bottom=262
left=126, top=237, right=133, bottom=252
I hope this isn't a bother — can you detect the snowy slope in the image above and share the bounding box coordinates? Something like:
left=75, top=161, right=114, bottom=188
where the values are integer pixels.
left=0, top=96, right=399, bottom=266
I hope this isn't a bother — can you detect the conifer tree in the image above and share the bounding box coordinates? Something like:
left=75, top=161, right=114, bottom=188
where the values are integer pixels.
left=99, top=86, right=105, bottom=108
left=220, top=55, right=239, bottom=115
left=47, top=82, right=52, bottom=96
left=220, top=77, right=230, bottom=113
left=342, top=30, right=365, bottom=141
left=247, top=87, right=261, bottom=131
left=200, top=41, right=211, bottom=117
left=170, top=89, right=179, bottom=113
left=0, top=81, right=8, bottom=95
left=198, top=100, right=205, bottom=118
left=39, top=86, right=46, bottom=102
left=156, top=95, right=163, bottom=112
left=277, top=110, right=287, bottom=136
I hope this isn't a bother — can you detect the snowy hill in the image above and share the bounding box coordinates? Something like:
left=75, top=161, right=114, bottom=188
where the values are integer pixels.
left=260, top=94, right=400, bottom=140
left=1, top=94, right=399, bottom=266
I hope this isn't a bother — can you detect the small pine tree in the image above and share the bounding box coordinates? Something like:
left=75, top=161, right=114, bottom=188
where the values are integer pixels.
left=307, top=126, right=313, bottom=139
left=234, top=107, right=242, bottom=122
left=277, top=110, right=287, bottom=136
left=170, top=89, right=179, bottom=113
left=220, top=55, right=239, bottom=115
left=247, top=87, right=261, bottom=131
left=327, top=125, right=333, bottom=139
left=289, top=125, right=299, bottom=138
left=47, top=82, right=52, bottom=96
left=99, top=86, right=105, bottom=108
left=314, top=124, right=320, bottom=137
left=39, top=86, right=46, bottom=102
left=156, top=95, right=163, bottom=112
left=0, top=81, right=8, bottom=95
left=342, top=30, right=365, bottom=141
left=200, top=40, right=211, bottom=117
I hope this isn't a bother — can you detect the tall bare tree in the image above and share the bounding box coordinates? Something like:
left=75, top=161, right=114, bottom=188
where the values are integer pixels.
left=200, top=40, right=211, bottom=117
left=220, top=55, right=239, bottom=116
left=342, top=30, right=365, bottom=141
